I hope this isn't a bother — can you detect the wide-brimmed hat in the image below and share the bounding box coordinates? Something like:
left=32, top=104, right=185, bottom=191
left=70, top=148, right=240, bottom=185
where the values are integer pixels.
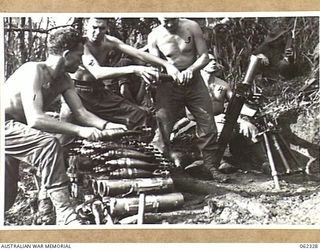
left=264, top=27, right=289, bottom=44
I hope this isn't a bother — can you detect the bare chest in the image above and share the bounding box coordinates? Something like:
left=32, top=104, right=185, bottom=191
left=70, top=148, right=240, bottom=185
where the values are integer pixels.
left=86, top=43, right=119, bottom=66
left=156, top=32, right=194, bottom=57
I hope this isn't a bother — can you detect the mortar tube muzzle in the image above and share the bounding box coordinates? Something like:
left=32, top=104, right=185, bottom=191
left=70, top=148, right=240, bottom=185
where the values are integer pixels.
left=243, top=55, right=261, bottom=85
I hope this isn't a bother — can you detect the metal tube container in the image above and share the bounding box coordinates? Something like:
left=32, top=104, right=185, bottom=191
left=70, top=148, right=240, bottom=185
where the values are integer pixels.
left=109, top=192, right=184, bottom=216
left=109, top=168, right=155, bottom=179
left=105, top=158, right=160, bottom=171
left=93, top=177, right=175, bottom=197
left=99, top=149, right=158, bottom=162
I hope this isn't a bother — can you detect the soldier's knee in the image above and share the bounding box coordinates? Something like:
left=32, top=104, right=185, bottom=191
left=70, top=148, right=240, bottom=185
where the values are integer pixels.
left=42, top=136, right=63, bottom=153
left=60, top=103, right=73, bottom=123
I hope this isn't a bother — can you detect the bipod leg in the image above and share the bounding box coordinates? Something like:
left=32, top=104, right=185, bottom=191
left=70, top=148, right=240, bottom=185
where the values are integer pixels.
left=271, top=133, right=292, bottom=174
left=263, top=132, right=281, bottom=190
left=137, top=193, right=145, bottom=225
left=278, top=134, right=304, bottom=172
left=91, top=200, right=104, bottom=225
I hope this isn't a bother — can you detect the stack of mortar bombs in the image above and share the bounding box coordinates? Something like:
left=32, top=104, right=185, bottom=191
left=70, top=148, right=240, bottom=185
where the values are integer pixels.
left=67, top=128, right=184, bottom=224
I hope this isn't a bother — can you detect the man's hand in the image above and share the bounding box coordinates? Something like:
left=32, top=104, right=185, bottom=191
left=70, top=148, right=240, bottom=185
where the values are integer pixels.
left=78, top=127, right=105, bottom=141
left=256, top=53, right=269, bottom=66
left=163, top=63, right=180, bottom=83
left=238, top=119, right=259, bottom=143
left=133, top=66, right=160, bottom=84
left=178, top=69, right=193, bottom=86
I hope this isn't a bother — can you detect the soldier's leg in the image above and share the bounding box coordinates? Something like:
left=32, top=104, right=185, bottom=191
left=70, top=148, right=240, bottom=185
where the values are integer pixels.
left=185, top=74, right=226, bottom=180
left=213, top=115, right=238, bottom=174
left=4, top=156, right=20, bottom=211
left=5, top=120, right=82, bottom=225
left=74, top=83, right=153, bottom=130
left=152, top=81, right=184, bottom=156
left=114, top=99, right=154, bottom=130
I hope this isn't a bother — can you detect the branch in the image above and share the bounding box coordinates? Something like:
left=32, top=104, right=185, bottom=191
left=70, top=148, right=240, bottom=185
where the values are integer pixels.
left=4, top=24, right=73, bottom=34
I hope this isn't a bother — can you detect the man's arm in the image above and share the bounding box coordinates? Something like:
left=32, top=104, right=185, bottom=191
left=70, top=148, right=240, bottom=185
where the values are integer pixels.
left=111, top=35, right=179, bottom=80
left=62, top=85, right=126, bottom=130
left=147, top=30, right=162, bottom=58
left=224, top=84, right=234, bottom=102
left=62, top=86, right=105, bottom=129
left=20, top=65, right=102, bottom=140
left=81, top=46, right=157, bottom=84
left=82, top=36, right=179, bottom=83
left=187, top=20, right=210, bottom=72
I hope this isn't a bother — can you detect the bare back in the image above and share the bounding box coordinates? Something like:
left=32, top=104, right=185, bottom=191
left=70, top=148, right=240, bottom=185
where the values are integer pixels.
left=148, top=19, right=205, bottom=70
left=5, top=62, right=72, bottom=122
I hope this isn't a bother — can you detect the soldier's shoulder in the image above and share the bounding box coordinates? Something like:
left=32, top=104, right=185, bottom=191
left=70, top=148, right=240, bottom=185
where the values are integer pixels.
left=149, top=25, right=162, bottom=35
left=181, top=18, right=200, bottom=27
left=148, top=25, right=164, bottom=40
left=18, top=61, right=44, bottom=72
left=181, top=18, right=196, bottom=24
left=213, top=76, right=229, bottom=86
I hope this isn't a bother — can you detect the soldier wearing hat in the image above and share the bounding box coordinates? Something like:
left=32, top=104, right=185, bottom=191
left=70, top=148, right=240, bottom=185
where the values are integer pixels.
left=254, top=26, right=296, bottom=80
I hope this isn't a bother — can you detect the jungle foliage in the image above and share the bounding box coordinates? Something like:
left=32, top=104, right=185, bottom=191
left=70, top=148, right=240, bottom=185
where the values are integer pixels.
left=4, top=16, right=319, bottom=81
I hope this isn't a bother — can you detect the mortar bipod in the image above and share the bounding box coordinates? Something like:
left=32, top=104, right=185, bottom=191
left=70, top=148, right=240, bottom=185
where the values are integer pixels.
left=260, top=129, right=303, bottom=190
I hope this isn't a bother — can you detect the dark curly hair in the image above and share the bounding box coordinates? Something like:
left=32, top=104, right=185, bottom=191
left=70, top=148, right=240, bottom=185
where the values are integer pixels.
left=48, top=27, right=85, bottom=55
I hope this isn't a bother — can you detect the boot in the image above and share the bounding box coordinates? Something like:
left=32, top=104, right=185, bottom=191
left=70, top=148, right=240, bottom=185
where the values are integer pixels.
left=34, top=198, right=55, bottom=225
left=202, top=150, right=230, bottom=183
left=209, top=167, right=230, bottom=183
left=48, top=186, right=83, bottom=225
left=184, top=160, right=213, bottom=181
left=184, top=160, right=204, bottom=171
left=218, top=160, right=238, bottom=174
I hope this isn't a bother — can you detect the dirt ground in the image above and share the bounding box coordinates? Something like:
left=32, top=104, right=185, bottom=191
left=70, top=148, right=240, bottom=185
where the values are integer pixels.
left=4, top=162, right=320, bottom=226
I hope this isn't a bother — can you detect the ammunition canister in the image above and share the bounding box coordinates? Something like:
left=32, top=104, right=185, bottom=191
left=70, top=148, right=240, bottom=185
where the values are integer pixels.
left=101, top=149, right=158, bottom=162
left=105, top=158, right=159, bottom=171
left=109, top=192, right=184, bottom=216
left=127, top=141, right=159, bottom=153
left=109, top=168, right=154, bottom=179
left=94, top=177, right=175, bottom=197
left=91, top=179, right=98, bottom=196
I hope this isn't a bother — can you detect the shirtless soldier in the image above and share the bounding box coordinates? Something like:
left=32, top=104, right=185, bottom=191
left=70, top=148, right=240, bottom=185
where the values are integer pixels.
left=147, top=18, right=221, bottom=180
left=4, top=27, right=120, bottom=225
left=201, top=54, right=258, bottom=141
left=62, top=17, right=180, bottom=130
left=174, top=54, right=259, bottom=174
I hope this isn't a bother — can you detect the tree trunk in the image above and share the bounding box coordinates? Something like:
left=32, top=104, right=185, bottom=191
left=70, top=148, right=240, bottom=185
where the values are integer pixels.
left=19, top=17, right=27, bottom=64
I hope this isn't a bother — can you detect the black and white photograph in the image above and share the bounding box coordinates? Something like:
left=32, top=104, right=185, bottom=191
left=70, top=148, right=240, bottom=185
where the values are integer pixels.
left=2, top=14, right=319, bottom=228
